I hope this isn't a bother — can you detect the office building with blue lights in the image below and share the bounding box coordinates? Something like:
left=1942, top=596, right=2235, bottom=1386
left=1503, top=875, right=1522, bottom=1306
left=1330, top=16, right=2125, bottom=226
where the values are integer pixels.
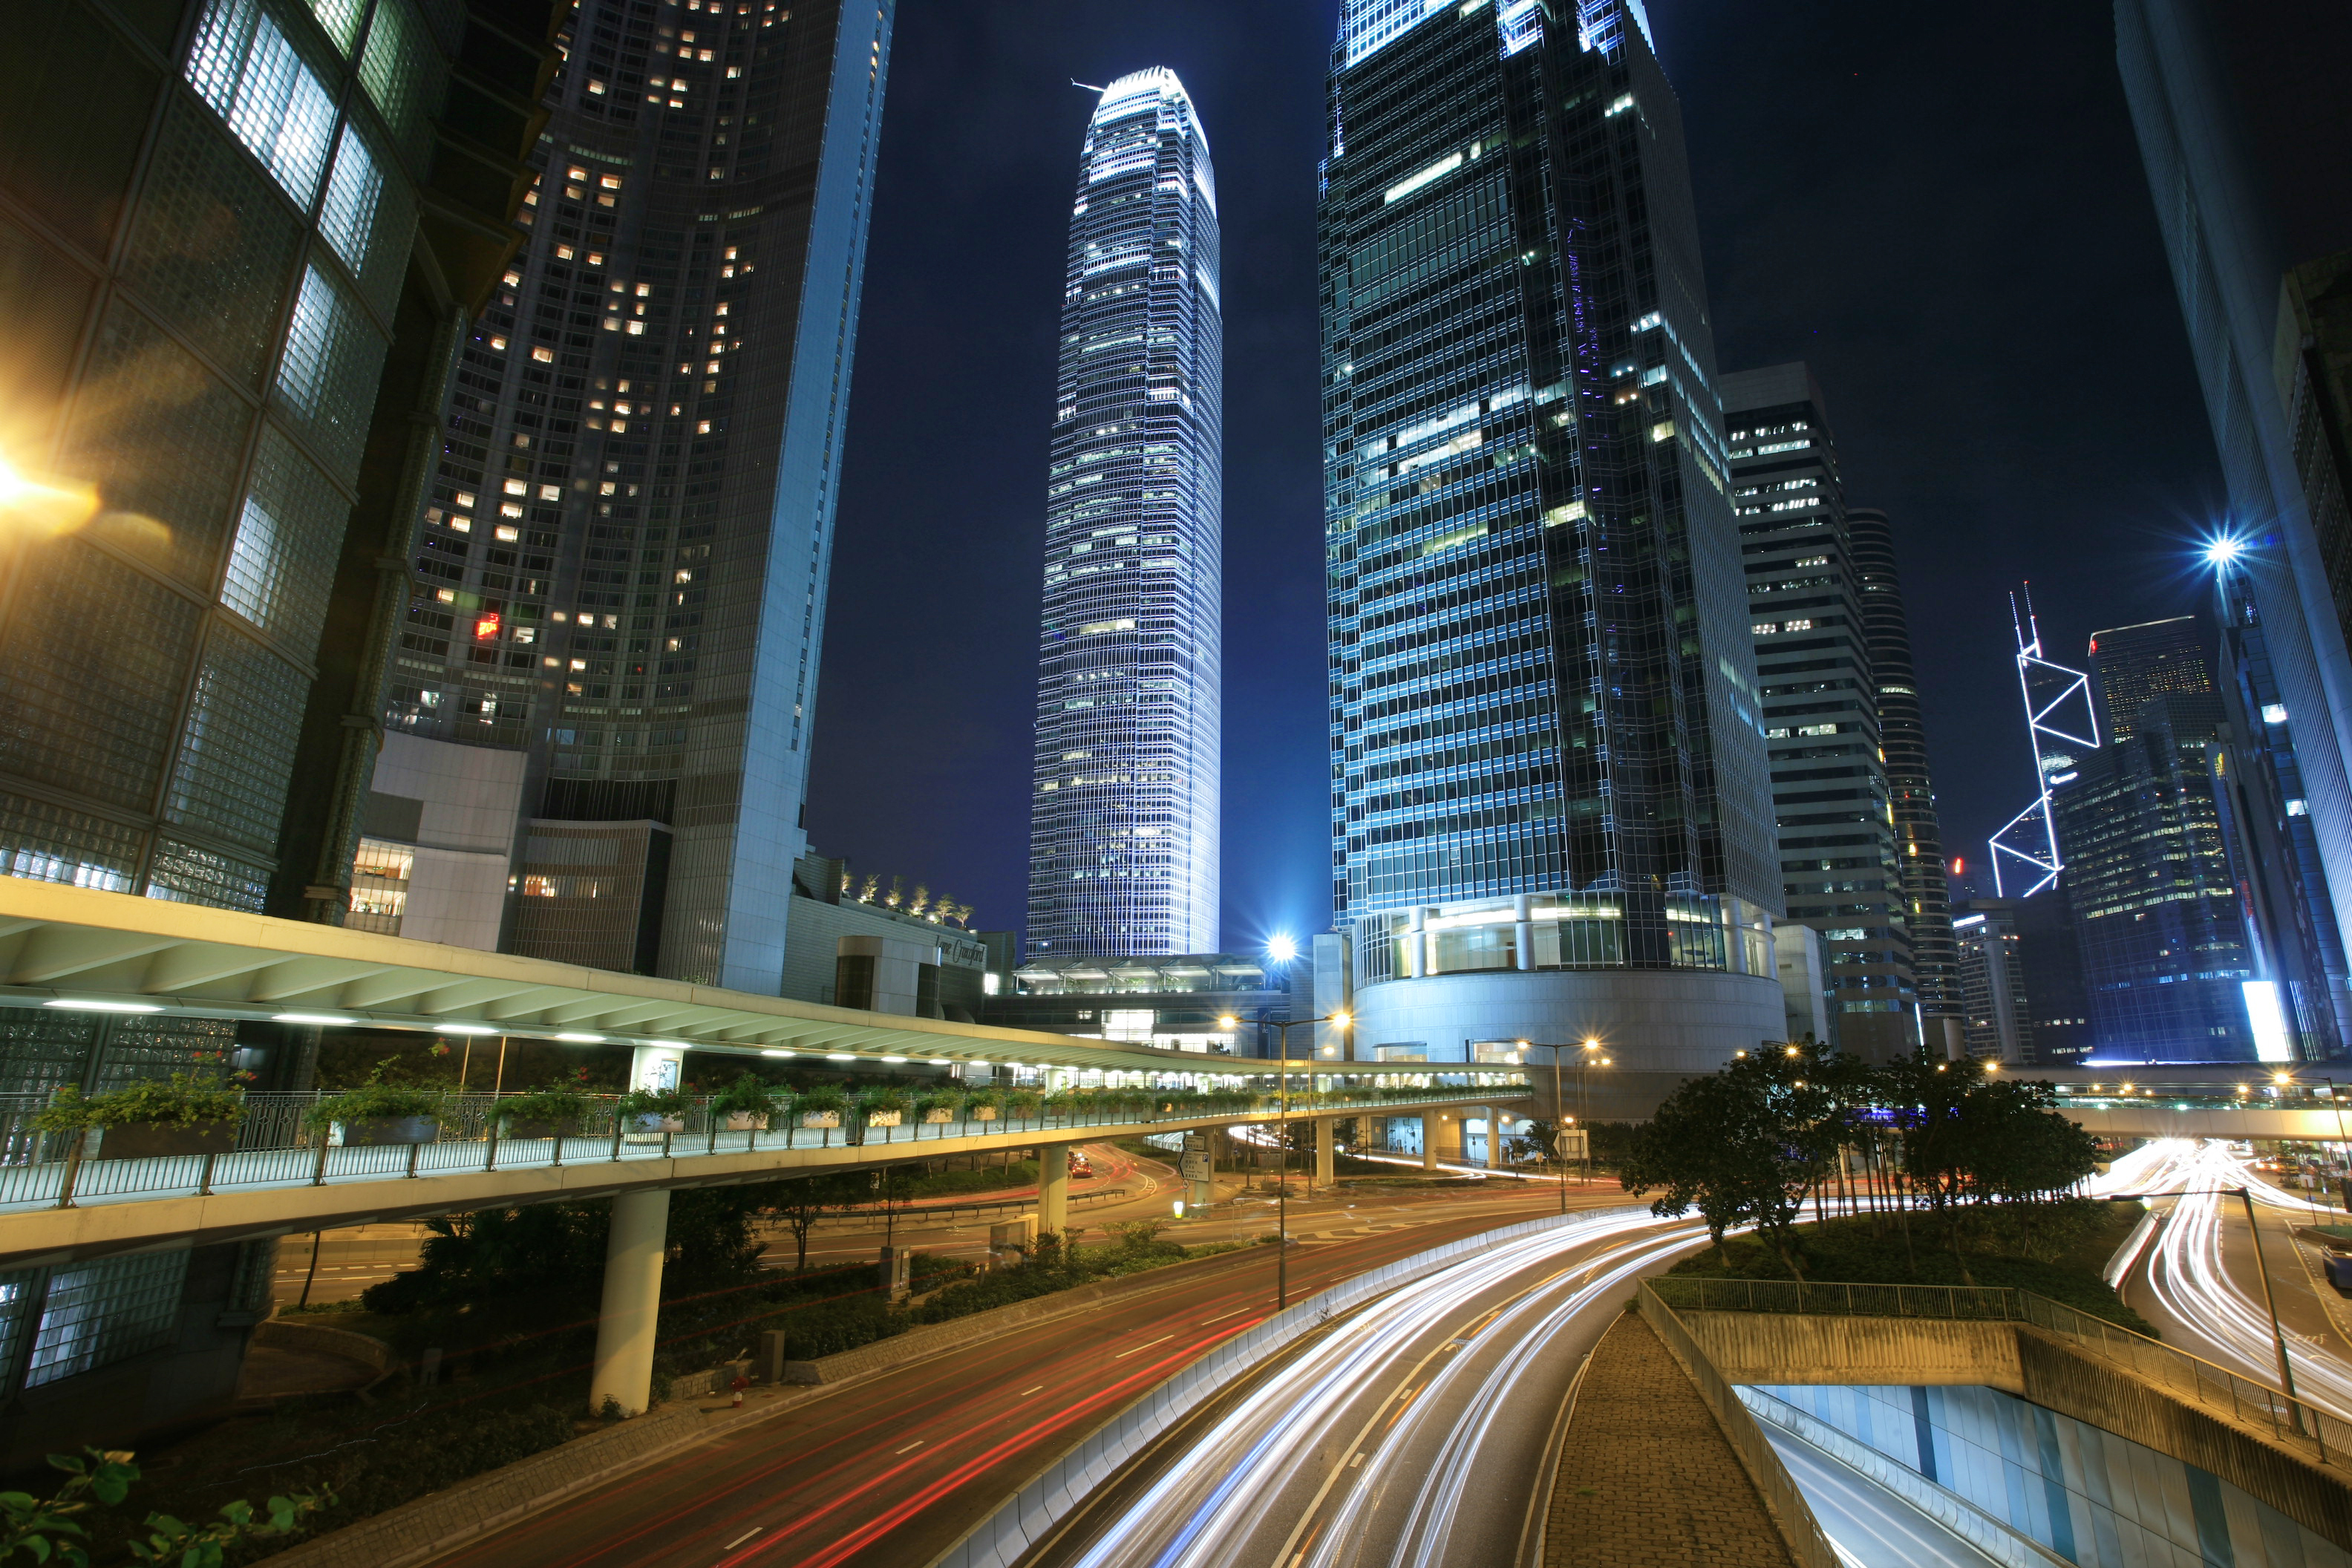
left=1319, top=0, right=1783, bottom=1097
left=1027, top=70, right=1223, bottom=959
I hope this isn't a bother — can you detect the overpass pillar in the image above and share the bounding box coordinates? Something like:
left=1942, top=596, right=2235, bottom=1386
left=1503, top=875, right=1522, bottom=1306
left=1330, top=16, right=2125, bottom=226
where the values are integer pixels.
left=1485, top=1108, right=1503, bottom=1170
left=1038, top=1144, right=1069, bottom=1236
left=1314, top=1117, right=1337, bottom=1186
left=1421, top=1114, right=1440, bottom=1172
left=588, top=1187, right=670, bottom=1416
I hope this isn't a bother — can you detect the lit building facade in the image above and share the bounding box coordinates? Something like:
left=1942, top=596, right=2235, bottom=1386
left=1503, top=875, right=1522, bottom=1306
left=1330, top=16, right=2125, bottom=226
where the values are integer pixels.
left=1953, top=900, right=2032, bottom=1065
left=383, top=0, right=895, bottom=992
left=0, top=0, right=551, bottom=1463
left=2117, top=0, right=2352, bottom=1036
left=1848, top=508, right=1964, bottom=1054
left=1027, top=69, right=1223, bottom=959
left=1320, top=0, right=1783, bottom=1097
left=1724, top=365, right=1915, bottom=1060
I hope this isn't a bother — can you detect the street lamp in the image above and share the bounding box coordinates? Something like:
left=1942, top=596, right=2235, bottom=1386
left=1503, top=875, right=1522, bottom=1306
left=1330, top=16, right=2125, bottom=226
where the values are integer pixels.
left=1218, top=1008, right=1351, bottom=1309
left=1514, top=1037, right=1611, bottom=1209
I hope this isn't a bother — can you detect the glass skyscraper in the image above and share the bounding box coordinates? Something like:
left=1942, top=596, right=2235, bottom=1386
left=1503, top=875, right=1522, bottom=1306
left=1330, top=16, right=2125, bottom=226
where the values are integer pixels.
left=380, top=0, right=895, bottom=991
left=1320, top=0, right=1783, bottom=1090
left=1027, top=70, right=1221, bottom=959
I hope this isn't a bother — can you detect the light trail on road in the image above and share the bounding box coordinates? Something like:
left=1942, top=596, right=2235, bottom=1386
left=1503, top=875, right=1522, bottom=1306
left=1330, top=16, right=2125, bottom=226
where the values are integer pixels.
left=1062, top=1206, right=1702, bottom=1568
left=2097, top=1137, right=2352, bottom=1421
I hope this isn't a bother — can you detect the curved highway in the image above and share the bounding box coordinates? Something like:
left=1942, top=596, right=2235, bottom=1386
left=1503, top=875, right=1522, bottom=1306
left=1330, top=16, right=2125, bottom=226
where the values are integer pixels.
left=1044, top=1208, right=1703, bottom=1568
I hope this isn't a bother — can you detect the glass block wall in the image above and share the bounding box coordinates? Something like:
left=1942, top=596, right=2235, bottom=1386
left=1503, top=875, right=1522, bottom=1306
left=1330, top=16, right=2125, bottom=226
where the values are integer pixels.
left=0, top=0, right=552, bottom=1091
left=1320, top=0, right=1780, bottom=978
left=1027, top=69, right=1224, bottom=960
left=382, top=0, right=896, bottom=991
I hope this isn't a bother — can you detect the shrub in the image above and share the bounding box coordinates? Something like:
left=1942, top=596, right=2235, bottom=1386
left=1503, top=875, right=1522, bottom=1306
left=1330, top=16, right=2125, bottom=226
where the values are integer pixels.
left=34, top=1072, right=245, bottom=1134
left=306, top=1062, right=445, bottom=1131
left=617, top=1086, right=690, bottom=1120
left=493, top=1082, right=595, bottom=1128
left=709, top=1073, right=778, bottom=1120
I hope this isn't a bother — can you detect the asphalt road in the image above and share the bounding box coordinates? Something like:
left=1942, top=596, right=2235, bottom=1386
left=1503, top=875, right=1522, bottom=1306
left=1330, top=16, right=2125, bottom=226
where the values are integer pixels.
left=2106, top=1138, right=2352, bottom=1420
left=1025, top=1206, right=1708, bottom=1568
left=428, top=1180, right=1592, bottom=1568
left=1763, top=1425, right=1999, bottom=1568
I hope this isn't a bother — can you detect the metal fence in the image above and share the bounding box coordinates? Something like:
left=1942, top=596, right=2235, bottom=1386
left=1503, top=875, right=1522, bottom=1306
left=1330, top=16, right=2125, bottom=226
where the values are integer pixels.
left=0, top=1086, right=1503, bottom=1215
left=1635, top=1284, right=1842, bottom=1568
left=1647, top=1274, right=2343, bottom=1466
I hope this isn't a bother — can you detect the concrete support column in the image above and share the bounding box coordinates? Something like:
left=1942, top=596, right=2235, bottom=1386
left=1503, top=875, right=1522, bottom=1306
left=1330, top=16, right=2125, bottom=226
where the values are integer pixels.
left=1484, top=1107, right=1503, bottom=1170
left=1314, top=1117, right=1336, bottom=1186
left=1038, top=1145, right=1069, bottom=1235
left=1421, top=1113, right=1440, bottom=1172
left=588, top=1187, right=670, bottom=1416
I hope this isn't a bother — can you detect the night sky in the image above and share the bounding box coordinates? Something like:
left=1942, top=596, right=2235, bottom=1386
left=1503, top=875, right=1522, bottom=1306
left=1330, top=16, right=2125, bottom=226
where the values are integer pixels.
left=804, top=0, right=2227, bottom=949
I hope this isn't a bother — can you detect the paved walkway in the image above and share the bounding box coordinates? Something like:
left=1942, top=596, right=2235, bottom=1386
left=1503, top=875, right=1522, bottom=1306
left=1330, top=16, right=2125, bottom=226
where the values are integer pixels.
left=1544, top=1310, right=1796, bottom=1568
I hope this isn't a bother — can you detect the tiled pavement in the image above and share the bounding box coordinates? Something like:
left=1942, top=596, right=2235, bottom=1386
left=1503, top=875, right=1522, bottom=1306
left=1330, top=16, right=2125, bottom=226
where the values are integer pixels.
left=1544, top=1310, right=1797, bottom=1567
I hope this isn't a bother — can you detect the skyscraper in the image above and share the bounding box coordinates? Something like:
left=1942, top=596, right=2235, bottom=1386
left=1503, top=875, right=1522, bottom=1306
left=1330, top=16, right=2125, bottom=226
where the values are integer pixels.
left=1725, top=365, right=1915, bottom=1059
left=1320, top=0, right=1783, bottom=1091
left=0, top=0, right=552, bottom=1459
left=1026, top=70, right=1221, bottom=959
left=2055, top=685, right=2266, bottom=1062
left=2087, top=617, right=2214, bottom=740
left=1952, top=900, right=2032, bottom=1065
left=379, top=0, right=895, bottom=991
left=2116, top=0, right=2352, bottom=1023
left=1849, top=507, right=1964, bottom=1054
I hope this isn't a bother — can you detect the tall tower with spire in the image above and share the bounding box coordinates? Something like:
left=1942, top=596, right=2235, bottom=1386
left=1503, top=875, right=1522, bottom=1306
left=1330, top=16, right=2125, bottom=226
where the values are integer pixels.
left=1027, top=70, right=1223, bottom=958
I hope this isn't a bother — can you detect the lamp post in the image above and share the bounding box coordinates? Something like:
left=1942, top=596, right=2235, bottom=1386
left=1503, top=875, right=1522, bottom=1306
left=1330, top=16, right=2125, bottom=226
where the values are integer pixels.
left=1219, top=1009, right=1350, bottom=1310
left=1513, top=1038, right=1610, bottom=1210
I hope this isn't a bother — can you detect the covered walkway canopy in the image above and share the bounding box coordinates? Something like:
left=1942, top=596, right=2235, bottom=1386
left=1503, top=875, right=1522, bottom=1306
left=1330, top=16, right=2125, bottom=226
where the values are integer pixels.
left=0, top=879, right=1435, bottom=1081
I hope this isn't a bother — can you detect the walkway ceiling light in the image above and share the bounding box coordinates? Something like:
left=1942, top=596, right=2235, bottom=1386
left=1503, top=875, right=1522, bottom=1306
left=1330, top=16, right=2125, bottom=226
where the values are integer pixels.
left=555, top=1032, right=606, bottom=1043
left=45, top=999, right=160, bottom=1013
left=275, top=1012, right=354, bottom=1025
left=928, top=1058, right=953, bottom=1066
left=762, top=1049, right=794, bottom=1058
left=439, top=1024, right=500, bottom=1036
left=826, top=1053, right=856, bottom=1062
left=882, top=1055, right=908, bottom=1064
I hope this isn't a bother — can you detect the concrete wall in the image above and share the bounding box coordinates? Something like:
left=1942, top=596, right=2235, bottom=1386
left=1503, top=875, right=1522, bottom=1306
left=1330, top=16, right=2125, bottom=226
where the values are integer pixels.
left=1672, top=1309, right=2352, bottom=1553
left=1753, top=1379, right=2351, bottom=1567
left=366, top=733, right=528, bottom=951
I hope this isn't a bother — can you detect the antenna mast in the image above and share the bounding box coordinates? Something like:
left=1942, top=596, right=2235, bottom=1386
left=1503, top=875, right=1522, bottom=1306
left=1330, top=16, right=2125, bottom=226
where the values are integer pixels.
left=1987, top=587, right=2100, bottom=897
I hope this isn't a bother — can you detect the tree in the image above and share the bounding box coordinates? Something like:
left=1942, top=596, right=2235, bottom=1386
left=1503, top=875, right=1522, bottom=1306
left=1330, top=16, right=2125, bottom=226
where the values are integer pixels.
left=1621, top=1042, right=1855, bottom=1277
left=762, top=1172, right=875, bottom=1273
left=0, top=1450, right=330, bottom=1568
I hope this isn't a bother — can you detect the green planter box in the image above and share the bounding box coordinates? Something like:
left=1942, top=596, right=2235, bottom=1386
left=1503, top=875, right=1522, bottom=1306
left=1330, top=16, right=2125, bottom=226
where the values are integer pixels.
left=95, top=1121, right=236, bottom=1161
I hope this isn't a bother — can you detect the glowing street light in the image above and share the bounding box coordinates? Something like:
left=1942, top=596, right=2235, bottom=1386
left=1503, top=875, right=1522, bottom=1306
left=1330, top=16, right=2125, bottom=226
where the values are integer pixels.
left=2204, top=535, right=2247, bottom=568
left=0, top=454, right=99, bottom=536
left=1266, top=933, right=1298, bottom=965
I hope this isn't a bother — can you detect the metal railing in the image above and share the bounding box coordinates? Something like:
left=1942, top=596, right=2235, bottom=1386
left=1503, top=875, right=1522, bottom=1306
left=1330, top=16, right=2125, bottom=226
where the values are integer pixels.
left=0, top=1085, right=1506, bottom=1216
left=1636, top=1284, right=1841, bottom=1568
left=1647, top=1275, right=2344, bottom=1466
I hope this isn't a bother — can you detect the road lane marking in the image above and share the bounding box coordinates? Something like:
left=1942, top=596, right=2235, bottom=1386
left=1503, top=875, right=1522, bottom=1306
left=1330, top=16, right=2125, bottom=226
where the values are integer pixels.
left=1019, top=1385, right=1045, bottom=1396
left=1200, top=1308, right=1247, bottom=1324
left=895, top=1440, right=925, bottom=1454
left=1114, top=1333, right=1175, bottom=1358
left=724, top=1529, right=763, bottom=1549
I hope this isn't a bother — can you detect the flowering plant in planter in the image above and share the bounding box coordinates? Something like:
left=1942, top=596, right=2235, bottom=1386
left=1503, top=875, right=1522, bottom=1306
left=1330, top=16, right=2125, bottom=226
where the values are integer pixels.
left=1005, top=1088, right=1045, bottom=1122
left=34, top=1072, right=246, bottom=1134
left=304, top=1062, right=447, bottom=1133
left=964, top=1087, right=1004, bottom=1121
left=495, top=1081, right=595, bottom=1137
left=858, top=1086, right=911, bottom=1126
left=913, top=1088, right=962, bottom=1123
left=793, top=1086, right=848, bottom=1128
left=709, top=1073, right=779, bottom=1128
left=617, top=1085, right=690, bottom=1132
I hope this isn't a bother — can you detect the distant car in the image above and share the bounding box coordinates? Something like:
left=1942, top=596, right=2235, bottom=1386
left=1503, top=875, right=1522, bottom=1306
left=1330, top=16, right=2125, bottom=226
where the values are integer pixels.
left=1067, top=1151, right=1093, bottom=1177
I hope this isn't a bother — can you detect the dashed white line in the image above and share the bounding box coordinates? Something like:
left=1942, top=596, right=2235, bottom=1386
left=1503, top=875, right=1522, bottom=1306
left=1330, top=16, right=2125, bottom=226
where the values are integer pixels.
left=1114, top=1333, right=1175, bottom=1359
left=724, top=1527, right=762, bottom=1549
left=894, top=1439, right=925, bottom=1454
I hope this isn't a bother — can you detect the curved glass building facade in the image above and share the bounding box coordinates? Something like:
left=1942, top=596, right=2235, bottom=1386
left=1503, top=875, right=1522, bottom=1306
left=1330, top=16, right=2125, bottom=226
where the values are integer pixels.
left=1028, top=70, right=1223, bottom=958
